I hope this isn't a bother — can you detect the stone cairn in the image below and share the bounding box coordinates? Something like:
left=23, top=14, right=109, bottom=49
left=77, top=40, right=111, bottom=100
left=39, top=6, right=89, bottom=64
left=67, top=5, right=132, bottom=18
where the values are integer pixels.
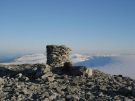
left=46, top=45, right=71, bottom=68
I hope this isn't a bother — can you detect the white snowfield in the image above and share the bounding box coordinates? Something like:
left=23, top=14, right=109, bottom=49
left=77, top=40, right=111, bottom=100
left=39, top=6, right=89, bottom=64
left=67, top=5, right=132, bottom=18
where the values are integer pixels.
left=2, top=54, right=46, bottom=65
left=1, top=53, right=135, bottom=79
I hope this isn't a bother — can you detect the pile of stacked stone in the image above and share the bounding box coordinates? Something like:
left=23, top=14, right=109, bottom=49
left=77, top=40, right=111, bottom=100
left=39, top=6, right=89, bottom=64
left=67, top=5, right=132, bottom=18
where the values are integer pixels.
left=1, top=45, right=135, bottom=100
left=46, top=45, right=71, bottom=68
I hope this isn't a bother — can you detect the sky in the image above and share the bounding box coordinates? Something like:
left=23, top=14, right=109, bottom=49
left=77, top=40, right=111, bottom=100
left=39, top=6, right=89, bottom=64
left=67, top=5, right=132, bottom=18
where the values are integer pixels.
left=0, top=0, right=135, bottom=55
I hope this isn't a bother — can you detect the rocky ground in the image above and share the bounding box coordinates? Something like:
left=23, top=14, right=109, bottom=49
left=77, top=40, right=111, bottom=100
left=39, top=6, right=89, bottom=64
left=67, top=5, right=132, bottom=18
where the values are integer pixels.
left=0, top=64, right=135, bottom=101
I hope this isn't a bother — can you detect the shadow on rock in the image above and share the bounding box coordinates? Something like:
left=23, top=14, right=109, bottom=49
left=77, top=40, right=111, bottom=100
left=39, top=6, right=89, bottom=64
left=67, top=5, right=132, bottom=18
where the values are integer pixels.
left=52, top=62, right=87, bottom=76
left=0, top=67, right=17, bottom=77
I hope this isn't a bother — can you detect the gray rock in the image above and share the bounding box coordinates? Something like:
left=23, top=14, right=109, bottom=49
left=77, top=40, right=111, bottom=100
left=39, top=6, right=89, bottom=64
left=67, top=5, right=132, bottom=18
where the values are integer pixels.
left=84, top=68, right=92, bottom=77
left=0, top=78, right=4, bottom=85
left=43, top=98, right=50, bottom=101
left=47, top=76, right=54, bottom=82
left=46, top=45, right=71, bottom=68
left=49, top=93, right=58, bottom=100
left=21, top=64, right=51, bottom=79
left=118, top=86, right=132, bottom=96
left=41, top=72, right=53, bottom=80
left=0, top=45, right=135, bottom=100
left=132, top=87, right=135, bottom=97
left=65, top=95, right=73, bottom=101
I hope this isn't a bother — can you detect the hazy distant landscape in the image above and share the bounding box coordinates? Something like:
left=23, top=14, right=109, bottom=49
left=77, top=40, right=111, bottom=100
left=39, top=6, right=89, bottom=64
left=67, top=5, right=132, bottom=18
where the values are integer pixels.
left=0, top=0, right=135, bottom=100
left=1, top=53, right=135, bottom=79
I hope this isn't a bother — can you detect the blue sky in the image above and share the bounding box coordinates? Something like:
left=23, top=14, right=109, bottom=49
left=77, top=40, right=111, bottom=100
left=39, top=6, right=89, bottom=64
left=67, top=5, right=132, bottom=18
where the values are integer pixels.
left=0, top=0, right=135, bottom=55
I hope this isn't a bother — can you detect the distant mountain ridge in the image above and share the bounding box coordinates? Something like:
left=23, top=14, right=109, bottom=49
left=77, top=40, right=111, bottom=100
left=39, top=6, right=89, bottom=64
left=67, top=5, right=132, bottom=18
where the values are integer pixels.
left=1, top=53, right=135, bottom=79
left=13, top=54, right=46, bottom=64
left=1, top=53, right=90, bottom=65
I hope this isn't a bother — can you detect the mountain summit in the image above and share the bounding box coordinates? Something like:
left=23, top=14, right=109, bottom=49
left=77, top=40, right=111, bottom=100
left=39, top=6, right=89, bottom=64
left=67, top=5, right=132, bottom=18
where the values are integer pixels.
left=0, top=45, right=135, bottom=100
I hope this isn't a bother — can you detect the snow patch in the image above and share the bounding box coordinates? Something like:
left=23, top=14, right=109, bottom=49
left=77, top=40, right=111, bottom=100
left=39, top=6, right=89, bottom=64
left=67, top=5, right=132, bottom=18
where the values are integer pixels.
left=2, top=54, right=46, bottom=65
left=1, top=53, right=135, bottom=79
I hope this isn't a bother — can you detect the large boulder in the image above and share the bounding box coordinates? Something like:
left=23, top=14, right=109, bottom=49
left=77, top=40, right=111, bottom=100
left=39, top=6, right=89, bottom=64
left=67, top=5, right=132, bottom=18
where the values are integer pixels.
left=85, top=68, right=93, bottom=77
left=22, top=64, right=51, bottom=79
left=61, top=62, right=92, bottom=76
